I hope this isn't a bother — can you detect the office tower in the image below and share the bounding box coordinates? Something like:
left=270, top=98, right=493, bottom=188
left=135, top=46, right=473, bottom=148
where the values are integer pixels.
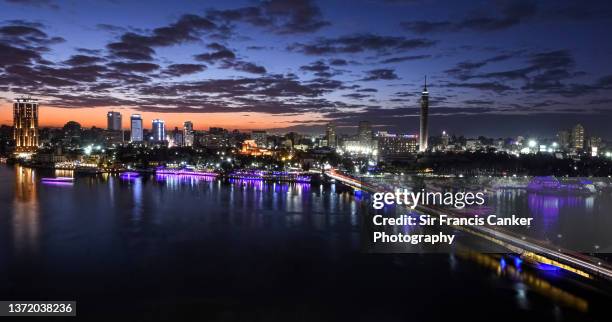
left=325, top=123, right=337, bottom=148
left=13, top=97, right=39, bottom=152
left=419, top=77, right=429, bottom=152
left=152, top=119, right=165, bottom=142
left=251, top=130, right=267, bottom=148
left=183, top=121, right=194, bottom=147
left=107, top=111, right=122, bottom=131
left=172, top=127, right=183, bottom=146
left=130, top=114, right=143, bottom=142
left=358, top=121, right=372, bottom=149
left=376, top=132, right=418, bottom=157
left=572, top=124, right=584, bottom=151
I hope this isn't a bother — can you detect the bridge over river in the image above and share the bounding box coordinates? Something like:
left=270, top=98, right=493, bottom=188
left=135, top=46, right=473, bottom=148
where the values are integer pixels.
left=325, top=169, right=612, bottom=282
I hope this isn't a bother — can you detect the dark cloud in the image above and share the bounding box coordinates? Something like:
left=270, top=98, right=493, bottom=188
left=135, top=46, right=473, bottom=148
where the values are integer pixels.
left=463, top=99, right=494, bottom=105
left=445, top=53, right=515, bottom=79
left=357, top=88, right=378, bottom=93
left=206, top=0, right=329, bottom=34
left=163, top=64, right=207, bottom=76
left=361, top=69, right=399, bottom=81
left=0, top=43, right=41, bottom=66
left=106, top=14, right=217, bottom=61
left=63, top=55, right=105, bottom=66
left=401, top=0, right=537, bottom=33
left=446, top=50, right=589, bottom=97
left=329, top=59, right=348, bottom=66
left=300, top=60, right=329, bottom=72
left=220, top=60, right=267, bottom=74
left=108, top=62, right=159, bottom=73
left=343, top=93, right=371, bottom=99
left=106, top=41, right=155, bottom=61
left=299, top=60, right=341, bottom=77
left=194, top=43, right=236, bottom=62
left=288, top=34, right=436, bottom=55
left=379, top=54, right=431, bottom=64
left=0, top=22, right=64, bottom=49
left=394, top=91, right=416, bottom=97
left=444, top=82, right=512, bottom=92
left=246, top=45, right=269, bottom=50
left=193, top=43, right=265, bottom=74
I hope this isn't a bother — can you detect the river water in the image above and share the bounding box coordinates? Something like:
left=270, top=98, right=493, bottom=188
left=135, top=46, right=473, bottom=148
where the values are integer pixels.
left=0, top=165, right=610, bottom=321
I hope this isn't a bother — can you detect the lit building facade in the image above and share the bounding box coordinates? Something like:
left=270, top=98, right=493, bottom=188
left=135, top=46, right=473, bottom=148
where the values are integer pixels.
left=183, top=121, right=194, bottom=147
left=130, top=114, right=143, bottom=142
left=377, top=132, right=418, bottom=157
left=13, top=97, right=39, bottom=152
left=325, top=123, right=337, bottom=148
left=152, top=119, right=166, bottom=142
left=572, top=124, right=584, bottom=151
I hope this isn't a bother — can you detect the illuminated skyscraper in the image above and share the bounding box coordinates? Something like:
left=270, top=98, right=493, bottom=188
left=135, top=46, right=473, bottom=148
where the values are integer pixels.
left=325, top=123, right=337, bottom=148
left=13, top=97, right=39, bottom=152
left=107, top=111, right=122, bottom=131
left=130, top=114, right=143, bottom=142
left=419, top=77, right=429, bottom=152
left=183, top=121, right=194, bottom=147
left=152, top=119, right=166, bottom=142
left=572, top=124, right=584, bottom=151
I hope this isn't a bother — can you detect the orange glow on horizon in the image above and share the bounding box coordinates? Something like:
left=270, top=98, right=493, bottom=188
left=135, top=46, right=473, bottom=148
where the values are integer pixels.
left=0, top=103, right=325, bottom=131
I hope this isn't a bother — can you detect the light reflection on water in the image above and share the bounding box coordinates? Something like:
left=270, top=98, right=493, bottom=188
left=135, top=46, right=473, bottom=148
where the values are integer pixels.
left=2, top=165, right=611, bottom=320
left=491, top=188, right=612, bottom=252
left=12, top=166, right=40, bottom=255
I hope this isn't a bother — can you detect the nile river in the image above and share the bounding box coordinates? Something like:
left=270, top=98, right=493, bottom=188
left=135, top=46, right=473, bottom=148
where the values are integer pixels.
left=0, top=165, right=610, bottom=321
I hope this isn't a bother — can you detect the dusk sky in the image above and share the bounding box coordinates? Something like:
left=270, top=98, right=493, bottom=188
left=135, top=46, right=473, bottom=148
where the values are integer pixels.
left=1, top=0, right=612, bottom=138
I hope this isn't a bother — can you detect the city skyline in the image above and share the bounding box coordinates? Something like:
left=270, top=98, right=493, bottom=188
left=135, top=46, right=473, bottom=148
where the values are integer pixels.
left=2, top=0, right=612, bottom=138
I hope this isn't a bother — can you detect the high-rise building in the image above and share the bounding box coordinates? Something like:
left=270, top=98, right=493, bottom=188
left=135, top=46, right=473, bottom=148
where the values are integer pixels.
left=130, top=114, right=143, bottom=142
left=376, top=132, right=418, bottom=157
left=152, top=119, right=165, bottom=142
left=13, top=97, right=39, bottom=152
left=183, top=121, right=194, bottom=147
left=358, top=121, right=372, bottom=149
left=325, top=123, right=337, bottom=148
left=572, top=124, right=584, bottom=151
left=172, top=127, right=183, bottom=146
left=107, top=111, right=122, bottom=131
left=251, top=130, right=267, bottom=148
left=419, top=77, right=429, bottom=152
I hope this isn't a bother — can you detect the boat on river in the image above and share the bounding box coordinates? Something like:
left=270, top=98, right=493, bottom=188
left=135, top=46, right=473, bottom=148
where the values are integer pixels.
left=527, top=176, right=596, bottom=194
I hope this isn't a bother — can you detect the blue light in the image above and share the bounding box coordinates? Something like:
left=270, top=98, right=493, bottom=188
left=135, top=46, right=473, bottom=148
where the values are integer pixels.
left=514, top=257, right=522, bottom=269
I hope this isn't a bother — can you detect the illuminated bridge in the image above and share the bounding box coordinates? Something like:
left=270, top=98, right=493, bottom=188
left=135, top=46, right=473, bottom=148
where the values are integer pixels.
left=325, top=169, right=612, bottom=281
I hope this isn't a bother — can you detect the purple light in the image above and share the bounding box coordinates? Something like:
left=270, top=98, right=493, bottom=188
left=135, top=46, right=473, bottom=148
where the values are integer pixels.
left=42, top=181, right=74, bottom=186
left=41, top=177, right=74, bottom=183
left=228, top=170, right=311, bottom=183
left=156, top=169, right=218, bottom=177
left=156, top=174, right=216, bottom=182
